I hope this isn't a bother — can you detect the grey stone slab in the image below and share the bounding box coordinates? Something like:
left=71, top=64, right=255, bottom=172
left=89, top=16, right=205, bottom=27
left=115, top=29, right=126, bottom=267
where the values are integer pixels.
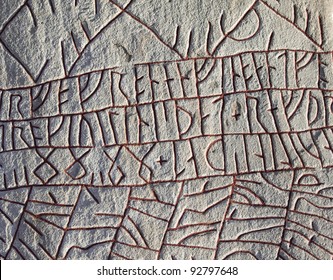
left=0, top=0, right=333, bottom=260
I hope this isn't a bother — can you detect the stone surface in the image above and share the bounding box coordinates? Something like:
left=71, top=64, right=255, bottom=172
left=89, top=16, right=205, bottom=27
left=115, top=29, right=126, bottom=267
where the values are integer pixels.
left=0, top=0, right=333, bottom=260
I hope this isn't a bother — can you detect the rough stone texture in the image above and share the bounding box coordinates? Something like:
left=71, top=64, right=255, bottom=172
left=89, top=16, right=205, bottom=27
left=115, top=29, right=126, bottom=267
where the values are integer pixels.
left=0, top=0, right=333, bottom=260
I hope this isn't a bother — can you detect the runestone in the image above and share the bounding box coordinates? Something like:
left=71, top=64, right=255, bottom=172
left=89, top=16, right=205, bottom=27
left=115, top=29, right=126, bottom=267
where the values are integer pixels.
left=0, top=0, right=333, bottom=260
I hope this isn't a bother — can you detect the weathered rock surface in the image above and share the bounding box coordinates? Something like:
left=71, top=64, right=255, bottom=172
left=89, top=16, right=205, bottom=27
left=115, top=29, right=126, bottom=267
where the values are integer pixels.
left=0, top=0, right=333, bottom=260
